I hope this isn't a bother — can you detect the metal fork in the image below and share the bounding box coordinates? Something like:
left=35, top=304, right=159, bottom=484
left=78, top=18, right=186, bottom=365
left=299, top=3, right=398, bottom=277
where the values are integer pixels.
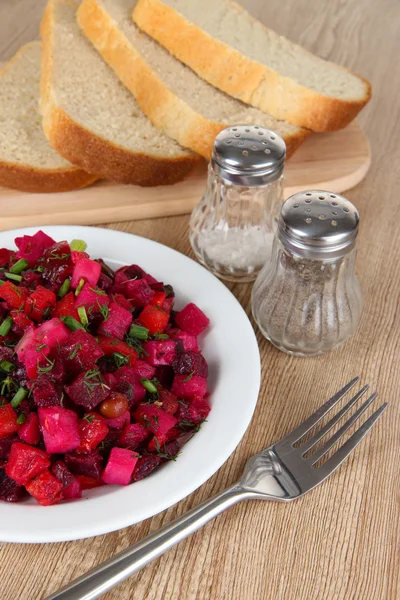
left=46, top=377, right=387, bottom=600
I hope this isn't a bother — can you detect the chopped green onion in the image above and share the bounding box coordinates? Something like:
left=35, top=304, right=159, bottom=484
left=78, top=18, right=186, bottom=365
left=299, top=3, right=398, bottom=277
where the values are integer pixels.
left=17, top=413, right=26, bottom=425
left=5, top=272, right=22, bottom=282
left=10, top=259, right=29, bottom=274
left=129, top=324, right=149, bottom=341
left=70, top=239, right=87, bottom=252
left=77, top=306, right=89, bottom=327
left=0, top=316, right=13, bottom=337
left=153, top=333, right=169, bottom=340
left=141, top=378, right=158, bottom=394
left=113, top=352, right=129, bottom=368
left=0, top=360, right=15, bottom=373
left=0, top=281, right=4, bottom=287
left=11, top=387, right=28, bottom=408
left=61, top=316, right=85, bottom=331
left=75, top=278, right=86, bottom=296
left=59, top=279, right=71, bottom=298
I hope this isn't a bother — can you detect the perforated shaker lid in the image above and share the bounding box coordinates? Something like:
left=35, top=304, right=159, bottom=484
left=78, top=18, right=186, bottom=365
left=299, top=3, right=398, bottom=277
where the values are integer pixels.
left=278, top=190, right=360, bottom=259
left=212, top=125, right=286, bottom=186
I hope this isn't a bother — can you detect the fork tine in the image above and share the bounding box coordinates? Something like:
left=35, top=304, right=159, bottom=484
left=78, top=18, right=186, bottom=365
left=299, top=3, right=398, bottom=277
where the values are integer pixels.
left=315, top=403, right=388, bottom=480
left=300, top=385, right=370, bottom=455
left=284, top=377, right=360, bottom=445
left=308, top=392, right=376, bottom=465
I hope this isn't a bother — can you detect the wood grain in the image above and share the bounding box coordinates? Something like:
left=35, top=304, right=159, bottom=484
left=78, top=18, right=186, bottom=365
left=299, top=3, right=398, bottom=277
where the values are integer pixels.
left=0, top=1, right=399, bottom=600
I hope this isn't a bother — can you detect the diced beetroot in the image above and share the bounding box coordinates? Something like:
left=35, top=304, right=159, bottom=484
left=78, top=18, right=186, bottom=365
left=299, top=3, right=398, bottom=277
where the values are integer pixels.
left=162, top=296, right=174, bottom=313
left=0, top=248, right=13, bottom=268
left=103, top=410, right=130, bottom=430
left=103, top=372, right=118, bottom=390
left=25, top=470, right=63, bottom=505
left=133, top=376, right=146, bottom=404
left=15, top=231, right=55, bottom=267
left=51, top=460, right=82, bottom=499
left=18, top=412, right=40, bottom=445
left=28, top=379, right=60, bottom=408
left=65, top=369, right=110, bottom=411
left=171, top=374, right=207, bottom=399
left=114, top=367, right=146, bottom=407
left=0, top=435, right=18, bottom=460
left=175, top=303, right=210, bottom=336
left=76, top=475, right=104, bottom=490
left=64, top=449, right=103, bottom=479
left=25, top=286, right=56, bottom=322
left=74, top=283, right=109, bottom=314
left=132, top=455, right=162, bottom=481
left=77, top=413, right=109, bottom=453
left=72, top=258, right=101, bottom=289
left=35, top=318, right=70, bottom=350
left=118, top=423, right=149, bottom=449
left=0, top=404, right=19, bottom=438
left=143, top=340, right=177, bottom=366
left=172, top=351, right=208, bottom=378
left=163, top=439, right=180, bottom=459
left=10, top=310, right=34, bottom=334
left=191, top=395, right=211, bottom=419
left=138, top=306, right=169, bottom=334
left=0, top=470, right=26, bottom=502
left=168, top=328, right=199, bottom=352
left=59, top=330, right=104, bottom=376
left=159, top=389, right=179, bottom=415
left=39, top=407, right=80, bottom=454
left=98, top=302, right=132, bottom=340
left=102, top=447, right=139, bottom=485
left=5, top=442, right=50, bottom=485
left=155, top=366, right=174, bottom=388
left=40, top=241, right=73, bottom=287
left=111, top=293, right=132, bottom=311
left=52, top=292, right=80, bottom=321
left=0, top=281, right=26, bottom=309
left=97, top=272, right=113, bottom=292
left=123, top=279, right=155, bottom=307
left=133, top=360, right=156, bottom=379
left=176, top=399, right=207, bottom=427
left=134, top=405, right=177, bottom=435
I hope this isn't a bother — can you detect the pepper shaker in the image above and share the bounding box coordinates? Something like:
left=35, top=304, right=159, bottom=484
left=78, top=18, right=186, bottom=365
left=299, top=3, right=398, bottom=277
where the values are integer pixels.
left=252, top=190, right=363, bottom=356
left=189, top=125, right=286, bottom=282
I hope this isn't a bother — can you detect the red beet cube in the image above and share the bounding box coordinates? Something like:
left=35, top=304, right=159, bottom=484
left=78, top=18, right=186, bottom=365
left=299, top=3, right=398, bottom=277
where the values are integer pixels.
left=111, top=293, right=132, bottom=311
left=28, top=378, right=60, bottom=408
left=15, top=231, right=55, bottom=267
left=64, top=449, right=103, bottom=479
left=39, top=407, right=80, bottom=454
left=60, top=330, right=104, bottom=376
left=138, top=306, right=169, bottom=334
left=18, top=412, right=41, bottom=445
left=25, top=286, right=56, bottom=322
left=65, top=368, right=110, bottom=411
left=0, top=470, right=25, bottom=502
left=97, top=302, right=132, bottom=340
left=25, top=470, right=63, bottom=505
left=77, top=413, right=109, bottom=453
left=133, top=360, right=156, bottom=379
left=172, top=351, right=208, bottom=378
left=159, top=389, right=179, bottom=415
left=175, top=303, right=210, bottom=336
left=0, top=404, right=19, bottom=439
left=72, top=258, right=101, bottom=289
left=51, top=460, right=82, bottom=499
left=118, top=423, right=149, bottom=449
left=102, top=447, right=139, bottom=485
left=191, top=395, right=211, bottom=419
left=0, top=248, right=13, bottom=268
left=171, top=374, right=207, bottom=400
left=134, top=404, right=177, bottom=435
left=123, top=279, right=155, bottom=307
left=0, top=435, right=18, bottom=460
left=143, top=340, right=177, bottom=366
left=40, top=241, right=73, bottom=287
left=132, top=455, right=162, bottom=481
left=35, top=318, right=70, bottom=350
left=103, top=410, right=130, bottom=430
left=168, top=328, right=199, bottom=352
left=5, top=442, right=50, bottom=485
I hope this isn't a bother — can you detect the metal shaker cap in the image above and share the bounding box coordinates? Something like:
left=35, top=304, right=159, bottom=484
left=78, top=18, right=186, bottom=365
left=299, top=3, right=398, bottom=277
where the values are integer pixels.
left=278, top=190, right=360, bottom=259
left=212, top=125, right=286, bottom=186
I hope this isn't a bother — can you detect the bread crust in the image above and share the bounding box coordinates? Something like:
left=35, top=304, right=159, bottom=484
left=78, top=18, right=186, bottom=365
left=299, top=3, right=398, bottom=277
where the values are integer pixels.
left=0, top=42, right=96, bottom=193
left=41, top=0, right=199, bottom=186
left=77, top=0, right=308, bottom=159
left=133, top=0, right=372, bottom=132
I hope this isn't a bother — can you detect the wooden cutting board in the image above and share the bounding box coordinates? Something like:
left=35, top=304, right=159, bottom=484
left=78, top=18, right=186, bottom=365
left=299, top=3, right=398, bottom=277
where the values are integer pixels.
left=0, top=120, right=370, bottom=231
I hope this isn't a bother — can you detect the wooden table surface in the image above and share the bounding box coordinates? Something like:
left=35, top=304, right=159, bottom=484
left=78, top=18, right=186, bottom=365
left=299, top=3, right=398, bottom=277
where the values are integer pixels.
left=0, top=1, right=399, bottom=599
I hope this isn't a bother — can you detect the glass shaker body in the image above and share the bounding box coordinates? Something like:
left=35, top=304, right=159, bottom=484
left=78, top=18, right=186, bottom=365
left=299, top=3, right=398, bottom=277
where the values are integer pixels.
left=189, top=164, right=284, bottom=282
left=252, top=190, right=363, bottom=357
left=189, top=125, right=286, bottom=283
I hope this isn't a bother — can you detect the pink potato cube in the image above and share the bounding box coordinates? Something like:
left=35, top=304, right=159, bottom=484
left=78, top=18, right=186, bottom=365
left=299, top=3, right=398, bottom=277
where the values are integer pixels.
left=102, top=447, right=139, bottom=486
left=74, top=283, right=109, bottom=313
left=133, top=360, right=156, bottom=379
left=134, top=405, right=177, bottom=435
left=98, top=302, right=133, bottom=340
left=175, top=303, right=210, bottom=336
left=143, top=340, right=177, bottom=366
left=71, top=258, right=101, bottom=289
left=36, top=318, right=70, bottom=350
left=18, top=413, right=40, bottom=445
left=168, top=328, right=199, bottom=352
left=119, top=423, right=149, bottom=450
left=38, top=407, right=80, bottom=454
left=171, top=374, right=208, bottom=400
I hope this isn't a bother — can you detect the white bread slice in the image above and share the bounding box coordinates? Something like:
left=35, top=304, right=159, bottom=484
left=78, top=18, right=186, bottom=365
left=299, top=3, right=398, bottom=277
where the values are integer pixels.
left=77, top=0, right=308, bottom=160
left=133, top=0, right=372, bottom=132
left=40, top=0, right=199, bottom=187
left=0, top=42, right=96, bottom=193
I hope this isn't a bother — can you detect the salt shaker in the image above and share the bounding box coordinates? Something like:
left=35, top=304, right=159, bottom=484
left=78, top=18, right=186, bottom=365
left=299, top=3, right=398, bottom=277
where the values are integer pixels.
left=189, top=125, right=286, bottom=282
left=252, top=190, right=363, bottom=357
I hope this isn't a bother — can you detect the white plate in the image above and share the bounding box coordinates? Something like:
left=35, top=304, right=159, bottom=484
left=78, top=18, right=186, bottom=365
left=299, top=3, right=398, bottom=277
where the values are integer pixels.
left=0, top=226, right=260, bottom=543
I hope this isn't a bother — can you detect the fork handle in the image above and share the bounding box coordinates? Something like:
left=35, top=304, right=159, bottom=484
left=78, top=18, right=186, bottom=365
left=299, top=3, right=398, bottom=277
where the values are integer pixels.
left=45, top=484, right=250, bottom=600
